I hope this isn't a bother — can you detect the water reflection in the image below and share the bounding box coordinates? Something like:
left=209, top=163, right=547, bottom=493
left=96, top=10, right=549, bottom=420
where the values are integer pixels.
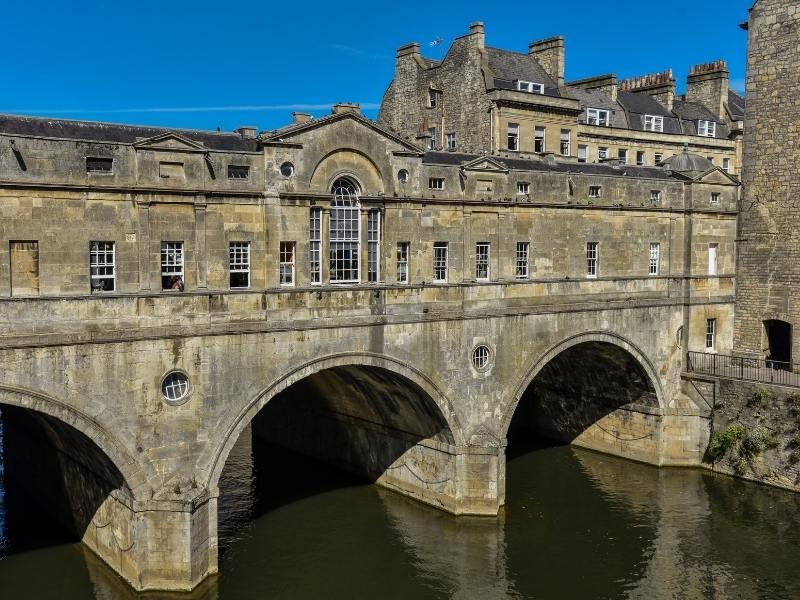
left=1, top=424, right=800, bottom=600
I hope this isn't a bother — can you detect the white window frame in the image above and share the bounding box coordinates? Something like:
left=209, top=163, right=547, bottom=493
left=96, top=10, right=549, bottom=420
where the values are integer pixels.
left=643, top=115, right=664, bottom=132
left=329, top=185, right=361, bottom=284
left=396, top=241, right=409, bottom=284
left=654, top=153, right=663, bottom=165
left=517, top=181, right=530, bottom=195
left=618, top=148, right=628, bottom=164
left=433, top=242, right=448, bottom=283
left=586, top=108, right=610, bottom=127
left=517, top=80, right=544, bottom=94
left=309, top=207, right=322, bottom=285
left=367, top=210, right=381, bottom=283
left=649, top=242, right=660, bottom=276
left=598, top=147, right=608, bottom=160
left=636, top=151, right=646, bottom=166
left=586, top=241, right=599, bottom=278
left=507, top=123, right=519, bottom=151
left=578, top=145, right=588, bottom=163
left=650, top=190, right=662, bottom=203
left=445, top=132, right=457, bottom=151
left=589, top=185, right=602, bottom=199
left=560, top=129, right=570, bottom=156
left=475, top=242, right=490, bottom=281
left=710, top=192, right=721, bottom=204
left=534, top=126, right=546, bottom=153
left=722, top=158, right=731, bottom=173
left=706, top=318, right=716, bottom=351
left=698, top=120, right=716, bottom=137
left=708, top=243, right=718, bottom=276
left=516, top=242, right=530, bottom=279
left=428, top=89, right=438, bottom=108
left=229, top=241, right=251, bottom=289
left=161, top=241, right=184, bottom=291
left=429, top=177, right=445, bottom=190
left=428, top=127, right=437, bottom=150
left=279, top=241, right=296, bottom=286
left=89, top=241, right=115, bottom=293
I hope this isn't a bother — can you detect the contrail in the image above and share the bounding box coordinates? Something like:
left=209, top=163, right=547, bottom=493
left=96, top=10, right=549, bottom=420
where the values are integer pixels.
left=0, top=103, right=381, bottom=115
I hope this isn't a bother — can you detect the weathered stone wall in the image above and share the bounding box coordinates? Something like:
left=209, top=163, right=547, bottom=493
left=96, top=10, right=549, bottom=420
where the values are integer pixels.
left=735, top=0, right=800, bottom=359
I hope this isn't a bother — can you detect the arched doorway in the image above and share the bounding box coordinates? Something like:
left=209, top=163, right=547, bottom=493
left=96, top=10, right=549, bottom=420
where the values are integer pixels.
left=764, top=319, right=792, bottom=367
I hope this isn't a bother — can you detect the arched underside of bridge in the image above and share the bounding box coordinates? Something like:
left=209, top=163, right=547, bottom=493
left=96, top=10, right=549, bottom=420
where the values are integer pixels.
left=507, top=341, right=664, bottom=463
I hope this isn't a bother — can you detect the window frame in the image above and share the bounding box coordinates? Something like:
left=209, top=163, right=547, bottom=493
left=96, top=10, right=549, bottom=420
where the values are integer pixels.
left=475, top=242, right=490, bottom=282
left=507, top=123, right=520, bottom=151
left=433, top=242, right=448, bottom=283
left=650, top=190, right=662, bottom=204
left=516, top=241, right=530, bottom=280
left=516, top=80, right=544, bottom=94
left=643, top=115, right=664, bottom=132
left=445, top=132, right=457, bottom=151
left=329, top=185, right=361, bottom=284
left=279, top=241, right=296, bottom=287
left=86, top=157, right=113, bottom=174
left=228, top=241, right=251, bottom=289
left=396, top=241, right=410, bottom=284
left=586, top=108, right=610, bottom=127
left=428, top=89, right=439, bottom=109
left=618, top=148, right=628, bottom=164
left=710, top=192, right=721, bottom=204
left=589, top=185, right=602, bottom=199
left=636, top=151, right=646, bottom=166
left=654, top=153, right=663, bottom=164
left=705, top=318, right=716, bottom=351
left=367, top=209, right=381, bottom=283
left=89, top=241, right=116, bottom=293
left=428, top=127, right=437, bottom=150
left=534, top=126, right=546, bottom=153
left=649, top=242, right=660, bottom=276
left=577, top=145, right=588, bottom=163
left=160, top=241, right=184, bottom=291
left=560, top=129, right=571, bottom=156
left=227, top=164, right=250, bottom=180
left=698, top=120, right=717, bottom=137
left=586, top=241, right=599, bottom=278
left=517, top=181, right=530, bottom=195
left=598, top=147, right=609, bottom=161
left=429, top=177, right=445, bottom=190
left=309, top=207, right=322, bottom=285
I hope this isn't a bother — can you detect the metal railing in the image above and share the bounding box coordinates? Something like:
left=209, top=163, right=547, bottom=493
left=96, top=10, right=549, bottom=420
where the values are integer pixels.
left=686, top=351, right=800, bottom=388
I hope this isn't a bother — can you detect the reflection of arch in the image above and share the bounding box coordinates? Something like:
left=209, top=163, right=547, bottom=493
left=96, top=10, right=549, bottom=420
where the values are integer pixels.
left=500, top=331, right=665, bottom=439
left=206, top=352, right=463, bottom=491
left=309, top=148, right=384, bottom=195
left=0, top=384, right=145, bottom=494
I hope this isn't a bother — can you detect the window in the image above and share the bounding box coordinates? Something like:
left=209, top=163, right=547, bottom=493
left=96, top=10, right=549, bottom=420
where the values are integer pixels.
left=586, top=241, right=598, bottom=278
left=722, top=158, right=731, bottom=173
left=517, top=80, right=544, bottom=94
left=161, top=372, right=190, bottom=404
left=586, top=108, right=610, bottom=126
left=279, top=242, right=295, bottom=286
left=330, top=178, right=360, bottom=283
left=560, top=129, right=570, bottom=156
left=229, top=242, right=250, bottom=288
left=643, top=115, right=664, bottom=132
left=618, top=149, right=628, bottom=164
left=507, top=123, right=519, bottom=151
left=9, top=241, right=39, bottom=296
left=396, top=242, right=409, bottom=284
left=477, top=179, right=493, bottom=193
left=598, top=147, right=608, bottom=160
left=516, top=242, right=530, bottom=279
left=649, top=242, right=660, bottom=275
left=706, top=318, right=716, bottom=350
left=578, top=145, right=588, bottom=163
left=89, top=241, right=115, bottom=292
left=708, top=243, right=718, bottom=276
left=472, top=345, right=491, bottom=370
left=367, top=210, right=380, bottom=283
left=86, top=157, right=113, bottom=173
left=428, top=127, right=437, bottom=150
left=517, top=181, right=530, bottom=195
left=589, top=185, right=602, bottom=198
left=475, top=242, right=490, bottom=281
left=446, top=132, right=457, bottom=151
left=654, top=153, right=663, bottom=164
left=428, top=89, right=439, bottom=108
left=309, top=207, right=322, bottom=285
left=159, top=161, right=184, bottom=179
left=161, top=242, right=184, bottom=291
left=227, top=165, right=250, bottom=180
left=279, top=162, right=294, bottom=177
left=429, top=177, right=444, bottom=190
left=397, top=169, right=409, bottom=184
left=650, top=190, right=662, bottom=204
left=698, top=120, right=716, bottom=137
left=636, top=151, right=645, bottom=166
left=534, top=127, right=546, bottom=153
left=433, top=242, right=448, bottom=282
left=711, top=192, right=721, bottom=204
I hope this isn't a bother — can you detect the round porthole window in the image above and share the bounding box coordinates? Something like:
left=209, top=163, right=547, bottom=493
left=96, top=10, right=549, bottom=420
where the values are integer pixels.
left=279, top=162, right=294, bottom=177
left=398, top=169, right=409, bottom=184
left=472, top=345, right=491, bottom=371
left=161, top=371, right=190, bottom=404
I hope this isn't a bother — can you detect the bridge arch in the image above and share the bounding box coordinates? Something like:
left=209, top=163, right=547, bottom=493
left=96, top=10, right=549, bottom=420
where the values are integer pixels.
left=501, top=331, right=665, bottom=442
left=206, top=352, right=463, bottom=492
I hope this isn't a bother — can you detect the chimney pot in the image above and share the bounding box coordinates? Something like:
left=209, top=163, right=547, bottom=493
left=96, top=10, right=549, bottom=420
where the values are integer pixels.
left=235, top=126, right=257, bottom=139
left=332, top=103, right=361, bottom=115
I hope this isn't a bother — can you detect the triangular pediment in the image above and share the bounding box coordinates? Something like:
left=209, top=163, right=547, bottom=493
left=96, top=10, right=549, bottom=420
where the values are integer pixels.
left=694, top=167, right=740, bottom=185
left=461, top=156, right=509, bottom=173
left=133, top=132, right=207, bottom=152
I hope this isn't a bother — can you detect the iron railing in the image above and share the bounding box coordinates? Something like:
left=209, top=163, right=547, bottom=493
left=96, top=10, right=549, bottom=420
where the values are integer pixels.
left=686, top=351, right=800, bottom=388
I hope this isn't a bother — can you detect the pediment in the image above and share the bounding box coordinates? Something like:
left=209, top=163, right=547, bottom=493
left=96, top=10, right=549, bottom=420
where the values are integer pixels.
left=133, top=132, right=207, bottom=152
left=694, top=167, right=740, bottom=185
left=460, top=156, right=509, bottom=173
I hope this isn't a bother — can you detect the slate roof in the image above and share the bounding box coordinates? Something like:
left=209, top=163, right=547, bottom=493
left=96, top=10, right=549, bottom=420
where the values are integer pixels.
left=617, top=92, right=683, bottom=135
left=485, top=47, right=560, bottom=96
left=673, top=99, right=731, bottom=138
left=423, top=151, right=672, bottom=180
left=568, top=88, right=628, bottom=128
left=727, top=90, right=745, bottom=121
left=0, top=114, right=259, bottom=152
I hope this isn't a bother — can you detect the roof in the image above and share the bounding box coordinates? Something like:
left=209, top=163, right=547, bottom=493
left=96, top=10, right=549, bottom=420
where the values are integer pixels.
left=727, top=90, right=745, bottom=121
left=423, top=151, right=672, bottom=180
left=617, top=92, right=682, bottom=134
left=672, top=99, right=731, bottom=138
left=485, top=47, right=560, bottom=96
left=0, top=113, right=259, bottom=152
left=661, top=150, right=714, bottom=172
left=568, top=87, right=628, bottom=128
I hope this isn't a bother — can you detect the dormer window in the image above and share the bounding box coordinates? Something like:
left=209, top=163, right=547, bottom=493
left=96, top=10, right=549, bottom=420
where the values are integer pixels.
left=643, top=115, right=664, bottom=132
left=516, top=80, right=544, bottom=94
left=586, top=108, right=610, bottom=127
left=698, top=120, right=716, bottom=137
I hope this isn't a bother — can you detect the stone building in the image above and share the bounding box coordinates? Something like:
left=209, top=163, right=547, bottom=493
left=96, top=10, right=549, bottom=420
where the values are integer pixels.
left=378, top=23, right=743, bottom=175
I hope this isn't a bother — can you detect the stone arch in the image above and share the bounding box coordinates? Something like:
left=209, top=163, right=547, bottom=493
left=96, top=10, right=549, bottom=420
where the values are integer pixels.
left=500, top=331, right=666, bottom=440
left=0, top=384, right=146, bottom=495
left=206, top=352, right=463, bottom=492
left=309, top=149, right=385, bottom=196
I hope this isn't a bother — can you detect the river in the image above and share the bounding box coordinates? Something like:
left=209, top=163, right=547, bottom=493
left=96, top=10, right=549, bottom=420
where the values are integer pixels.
left=1, top=421, right=799, bottom=599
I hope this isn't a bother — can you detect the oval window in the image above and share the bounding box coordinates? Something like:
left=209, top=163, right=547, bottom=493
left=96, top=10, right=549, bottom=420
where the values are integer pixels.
left=398, top=169, right=409, bottom=184
left=472, top=345, right=491, bottom=370
left=279, top=162, right=294, bottom=177
left=161, top=371, right=190, bottom=404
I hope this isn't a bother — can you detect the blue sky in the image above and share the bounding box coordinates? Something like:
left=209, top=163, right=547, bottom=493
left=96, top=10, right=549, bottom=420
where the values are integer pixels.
left=1, top=0, right=752, bottom=133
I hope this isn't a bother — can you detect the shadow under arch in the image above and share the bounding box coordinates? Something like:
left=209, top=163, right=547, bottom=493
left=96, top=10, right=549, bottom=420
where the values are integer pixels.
left=206, top=352, right=463, bottom=493
left=501, top=331, right=664, bottom=453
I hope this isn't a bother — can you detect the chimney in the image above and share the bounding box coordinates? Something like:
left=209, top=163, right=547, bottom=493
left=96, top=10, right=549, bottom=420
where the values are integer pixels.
left=292, top=112, right=313, bottom=124
left=332, top=103, right=361, bottom=115
left=467, top=21, right=485, bottom=49
left=396, top=42, right=421, bottom=61
left=618, top=69, right=676, bottom=111
left=686, top=60, right=729, bottom=122
left=529, top=36, right=565, bottom=88
left=568, top=73, right=618, bottom=102
left=235, top=126, right=257, bottom=139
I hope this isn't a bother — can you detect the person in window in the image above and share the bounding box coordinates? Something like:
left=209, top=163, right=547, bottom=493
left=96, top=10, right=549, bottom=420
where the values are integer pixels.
left=169, top=275, right=184, bottom=291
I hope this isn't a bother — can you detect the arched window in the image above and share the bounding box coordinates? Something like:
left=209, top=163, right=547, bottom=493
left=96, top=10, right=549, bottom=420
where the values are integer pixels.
left=330, top=177, right=361, bottom=283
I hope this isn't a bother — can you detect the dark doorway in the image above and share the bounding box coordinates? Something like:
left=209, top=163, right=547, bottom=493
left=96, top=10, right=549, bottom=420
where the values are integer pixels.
left=764, top=320, right=792, bottom=366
